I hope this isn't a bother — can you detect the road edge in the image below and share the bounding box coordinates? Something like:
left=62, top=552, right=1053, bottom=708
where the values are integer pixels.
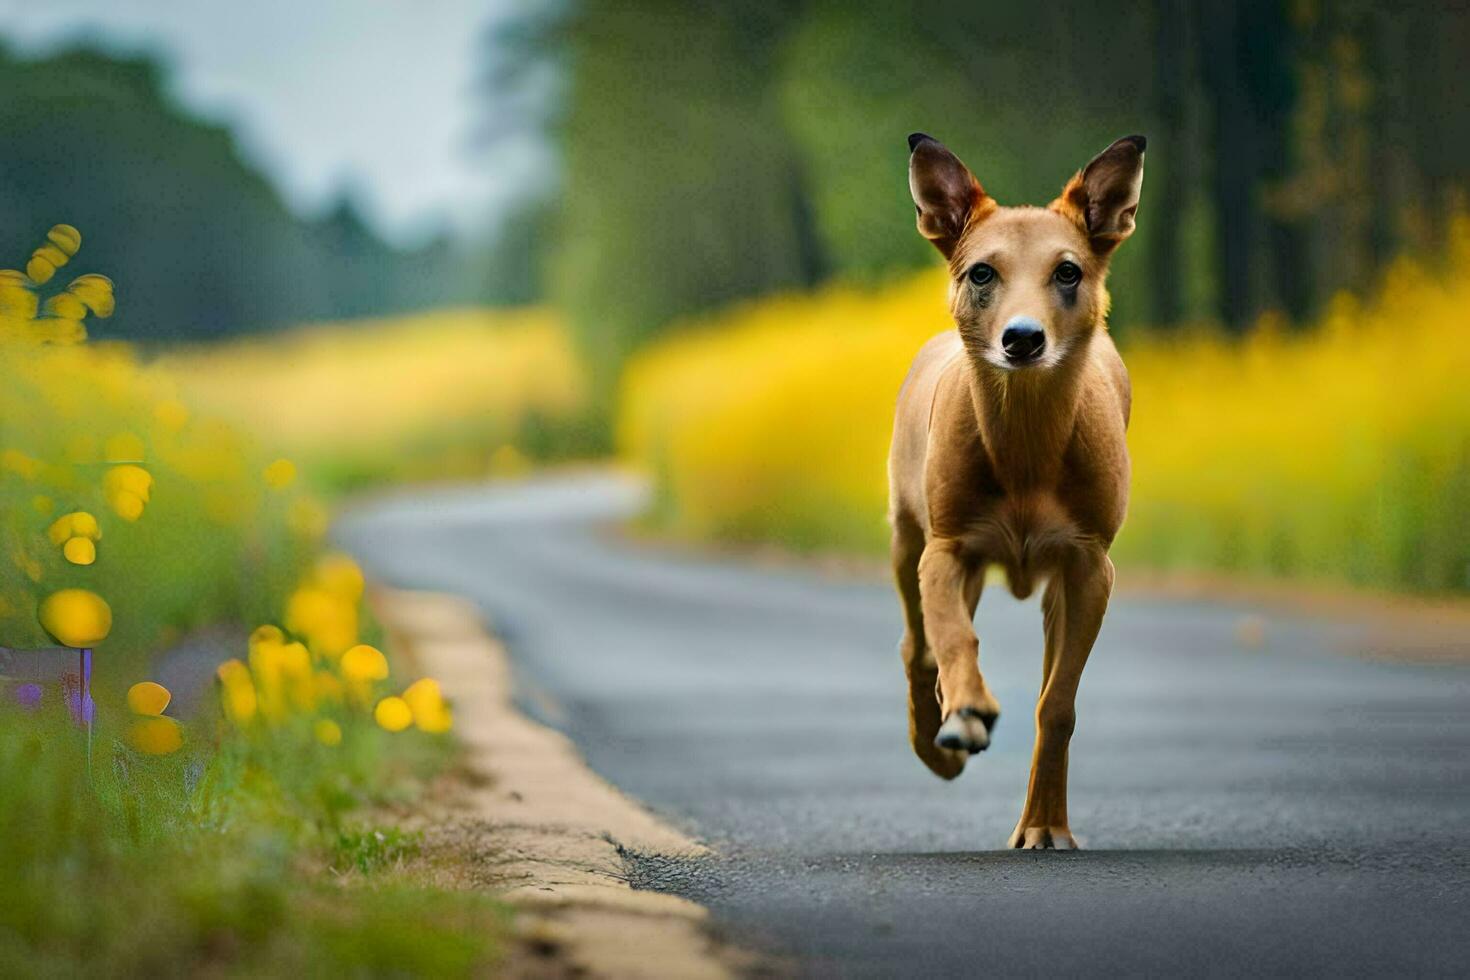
left=371, top=587, right=746, bottom=980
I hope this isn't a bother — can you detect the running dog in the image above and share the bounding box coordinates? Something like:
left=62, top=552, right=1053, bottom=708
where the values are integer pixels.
left=888, top=133, right=1144, bottom=849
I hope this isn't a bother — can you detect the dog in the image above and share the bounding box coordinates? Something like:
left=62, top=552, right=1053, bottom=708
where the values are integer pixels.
left=888, top=133, right=1143, bottom=849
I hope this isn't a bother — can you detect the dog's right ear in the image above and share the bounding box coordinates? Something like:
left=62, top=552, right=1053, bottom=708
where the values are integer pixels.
left=908, top=133, right=990, bottom=258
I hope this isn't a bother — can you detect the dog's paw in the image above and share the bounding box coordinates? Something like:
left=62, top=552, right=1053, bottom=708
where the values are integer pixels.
left=1007, top=824, right=1079, bottom=850
left=934, top=705, right=997, bottom=755
left=910, top=735, right=968, bottom=780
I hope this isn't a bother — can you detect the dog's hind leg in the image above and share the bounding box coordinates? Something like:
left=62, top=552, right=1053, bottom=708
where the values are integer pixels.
left=892, top=517, right=966, bottom=779
left=1009, top=549, right=1114, bottom=849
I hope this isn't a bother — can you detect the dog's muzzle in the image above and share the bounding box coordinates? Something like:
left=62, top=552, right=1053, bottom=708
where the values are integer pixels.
left=1001, top=318, right=1046, bottom=364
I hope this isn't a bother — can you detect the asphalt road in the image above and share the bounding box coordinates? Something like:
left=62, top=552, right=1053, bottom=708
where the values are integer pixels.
left=337, top=473, right=1470, bottom=977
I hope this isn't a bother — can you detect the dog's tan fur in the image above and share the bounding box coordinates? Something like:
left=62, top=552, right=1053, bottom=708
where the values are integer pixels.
left=888, top=133, right=1145, bottom=849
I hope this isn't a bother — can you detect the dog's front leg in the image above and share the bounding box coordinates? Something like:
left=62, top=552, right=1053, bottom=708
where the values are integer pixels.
left=1011, top=549, right=1114, bottom=849
left=917, top=539, right=1000, bottom=754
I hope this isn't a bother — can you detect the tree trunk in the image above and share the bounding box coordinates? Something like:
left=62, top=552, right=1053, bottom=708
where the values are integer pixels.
left=1149, top=0, right=1191, bottom=327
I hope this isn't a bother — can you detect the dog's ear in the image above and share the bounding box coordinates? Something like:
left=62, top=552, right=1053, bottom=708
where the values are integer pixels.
left=908, top=133, right=990, bottom=258
left=1055, top=135, right=1146, bottom=255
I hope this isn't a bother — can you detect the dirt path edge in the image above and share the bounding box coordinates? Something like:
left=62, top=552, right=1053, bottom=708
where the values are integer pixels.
left=372, top=588, right=746, bottom=980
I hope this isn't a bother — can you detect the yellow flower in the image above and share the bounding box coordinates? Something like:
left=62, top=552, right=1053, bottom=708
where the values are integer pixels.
left=0, top=270, right=37, bottom=318
left=69, top=511, right=101, bottom=539
left=26, top=253, right=56, bottom=285
left=312, top=553, right=364, bottom=602
left=47, top=511, right=100, bottom=549
left=127, top=716, right=183, bottom=755
left=403, top=678, right=453, bottom=733
left=248, top=630, right=288, bottom=723
left=416, top=708, right=452, bottom=734
left=104, top=465, right=152, bottom=521
left=217, top=659, right=258, bottom=725
left=278, top=640, right=315, bottom=711
left=44, top=292, right=87, bottom=320
left=284, top=587, right=333, bottom=636
left=35, top=317, right=85, bottom=345
left=373, top=696, right=413, bottom=732
left=62, top=536, right=96, bottom=565
left=341, top=643, right=389, bottom=682
left=285, top=585, right=357, bottom=658
left=66, top=273, right=115, bottom=318
left=109, top=490, right=143, bottom=521
left=34, top=243, right=67, bottom=268
left=127, top=680, right=172, bottom=716
left=402, top=677, right=441, bottom=714
left=104, top=464, right=152, bottom=500
left=37, top=589, right=112, bottom=647
left=47, top=224, right=81, bottom=256
left=263, top=457, right=296, bottom=488
left=48, top=510, right=101, bottom=546
left=217, top=659, right=250, bottom=685
left=314, top=718, right=343, bottom=747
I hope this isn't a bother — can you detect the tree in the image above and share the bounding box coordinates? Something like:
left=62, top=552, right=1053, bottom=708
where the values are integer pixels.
left=0, top=45, right=478, bottom=340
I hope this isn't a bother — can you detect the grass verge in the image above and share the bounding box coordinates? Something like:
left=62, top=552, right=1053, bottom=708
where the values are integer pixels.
left=1, top=227, right=508, bottom=974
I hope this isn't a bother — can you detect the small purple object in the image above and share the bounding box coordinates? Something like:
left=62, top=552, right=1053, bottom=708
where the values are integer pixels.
left=60, top=649, right=96, bottom=727
left=14, top=683, right=42, bottom=710
left=64, top=687, right=96, bottom=724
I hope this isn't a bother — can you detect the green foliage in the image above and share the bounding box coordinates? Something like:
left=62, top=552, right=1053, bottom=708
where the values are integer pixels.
left=528, top=0, right=1176, bottom=394
left=550, top=0, right=824, bottom=398
left=0, top=708, right=504, bottom=977
left=777, top=1, right=1161, bottom=327
left=331, top=826, right=423, bottom=875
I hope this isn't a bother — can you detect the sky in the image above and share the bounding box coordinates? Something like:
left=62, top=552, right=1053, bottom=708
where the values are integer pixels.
left=0, top=0, right=550, bottom=246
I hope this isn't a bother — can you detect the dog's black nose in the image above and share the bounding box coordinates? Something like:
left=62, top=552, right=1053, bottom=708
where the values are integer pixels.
left=1001, top=319, right=1046, bottom=363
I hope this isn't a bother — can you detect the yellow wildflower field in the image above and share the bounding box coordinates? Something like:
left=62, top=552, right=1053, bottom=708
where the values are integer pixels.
left=619, top=222, right=1470, bottom=593
left=160, top=307, right=589, bottom=489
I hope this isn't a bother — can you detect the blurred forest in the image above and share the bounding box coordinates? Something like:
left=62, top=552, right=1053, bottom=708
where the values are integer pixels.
left=491, top=0, right=1470, bottom=395
left=7, top=3, right=1467, bottom=364
left=0, top=45, right=490, bottom=341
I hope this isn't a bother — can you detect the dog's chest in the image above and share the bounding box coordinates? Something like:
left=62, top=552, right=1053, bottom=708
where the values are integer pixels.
left=960, top=491, right=1083, bottom=599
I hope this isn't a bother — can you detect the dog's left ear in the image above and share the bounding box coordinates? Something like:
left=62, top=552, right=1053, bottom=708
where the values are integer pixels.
left=1055, top=135, right=1146, bottom=255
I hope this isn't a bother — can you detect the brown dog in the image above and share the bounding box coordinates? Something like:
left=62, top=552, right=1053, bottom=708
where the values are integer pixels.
left=888, top=133, right=1143, bottom=849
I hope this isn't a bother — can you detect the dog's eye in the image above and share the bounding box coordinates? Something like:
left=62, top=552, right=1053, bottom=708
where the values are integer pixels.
left=1054, top=262, right=1082, bottom=287
left=968, top=263, right=996, bottom=286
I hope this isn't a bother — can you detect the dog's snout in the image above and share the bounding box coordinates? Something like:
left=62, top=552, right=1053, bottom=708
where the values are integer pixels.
left=1000, top=318, right=1046, bottom=363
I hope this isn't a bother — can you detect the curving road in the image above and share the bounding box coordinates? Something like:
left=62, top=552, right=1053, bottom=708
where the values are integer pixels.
left=337, top=473, right=1470, bottom=977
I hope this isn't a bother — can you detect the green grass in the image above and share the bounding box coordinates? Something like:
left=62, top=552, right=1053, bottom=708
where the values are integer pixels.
left=2, top=232, right=509, bottom=976
left=0, top=703, right=507, bottom=976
